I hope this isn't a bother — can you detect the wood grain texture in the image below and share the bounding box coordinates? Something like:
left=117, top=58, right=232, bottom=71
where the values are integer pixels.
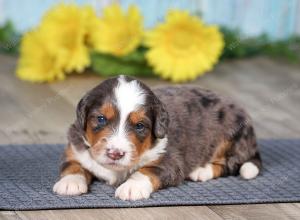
left=0, top=54, right=299, bottom=219
left=0, top=211, right=22, bottom=220
left=16, top=206, right=223, bottom=220
left=209, top=203, right=300, bottom=220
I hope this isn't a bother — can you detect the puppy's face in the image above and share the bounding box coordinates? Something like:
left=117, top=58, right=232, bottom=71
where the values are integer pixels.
left=76, top=76, right=168, bottom=171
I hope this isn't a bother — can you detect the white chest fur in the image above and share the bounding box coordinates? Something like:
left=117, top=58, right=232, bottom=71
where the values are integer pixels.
left=71, top=137, right=168, bottom=185
left=72, top=145, right=127, bottom=185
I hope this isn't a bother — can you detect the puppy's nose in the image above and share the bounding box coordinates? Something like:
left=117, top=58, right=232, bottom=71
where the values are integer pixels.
left=106, top=149, right=125, bottom=160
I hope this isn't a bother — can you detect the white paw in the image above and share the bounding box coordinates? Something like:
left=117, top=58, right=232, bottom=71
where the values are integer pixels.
left=53, top=174, right=88, bottom=196
left=189, top=164, right=213, bottom=182
left=240, top=162, right=259, bottom=179
left=115, top=172, right=153, bottom=201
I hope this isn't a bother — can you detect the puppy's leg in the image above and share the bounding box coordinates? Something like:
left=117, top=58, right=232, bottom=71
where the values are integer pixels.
left=189, top=125, right=262, bottom=182
left=53, top=145, right=92, bottom=196
left=188, top=163, right=226, bottom=182
left=189, top=140, right=231, bottom=182
left=115, top=167, right=160, bottom=201
left=228, top=125, right=262, bottom=180
left=115, top=157, right=184, bottom=201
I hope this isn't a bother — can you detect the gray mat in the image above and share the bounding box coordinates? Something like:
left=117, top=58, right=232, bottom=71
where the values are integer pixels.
left=0, top=139, right=300, bottom=210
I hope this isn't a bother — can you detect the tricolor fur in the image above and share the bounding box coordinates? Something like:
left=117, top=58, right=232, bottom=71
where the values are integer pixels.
left=53, top=76, right=262, bottom=200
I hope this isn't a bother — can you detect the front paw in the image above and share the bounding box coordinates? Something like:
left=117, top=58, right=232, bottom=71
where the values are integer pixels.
left=115, top=172, right=153, bottom=201
left=53, top=174, right=88, bottom=196
left=189, top=164, right=213, bottom=182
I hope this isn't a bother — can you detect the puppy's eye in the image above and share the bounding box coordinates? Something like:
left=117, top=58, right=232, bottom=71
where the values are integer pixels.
left=97, top=115, right=107, bottom=127
left=135, top=122, right=145, bottom=132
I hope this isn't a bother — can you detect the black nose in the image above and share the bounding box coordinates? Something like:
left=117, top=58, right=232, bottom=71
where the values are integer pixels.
left=106, top=149, right=125, bottom=160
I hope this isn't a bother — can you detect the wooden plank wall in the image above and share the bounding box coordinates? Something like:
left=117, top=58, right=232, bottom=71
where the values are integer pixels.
left=199, top=0, right=298, bottom=39
left=122, top=0, right=299, bottom=39
left=296, top=0, right=300, bottom=35
left=0, top=0, right=299, bottom=39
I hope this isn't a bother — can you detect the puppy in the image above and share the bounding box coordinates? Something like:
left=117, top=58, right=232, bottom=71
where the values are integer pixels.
left=53, top=75, right=262, bottom=200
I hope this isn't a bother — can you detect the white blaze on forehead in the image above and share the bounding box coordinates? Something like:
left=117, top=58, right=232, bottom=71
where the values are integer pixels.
left=108, top=76, right=146, bottom=156
left=114, top=76, right=146, bottom=119
left=114, top=76, right=146, bottom=136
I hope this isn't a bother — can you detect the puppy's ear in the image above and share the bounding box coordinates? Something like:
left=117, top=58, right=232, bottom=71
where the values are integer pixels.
left=153, top=98, right=169, bottom=138
left=76, top=94, right=90, bottom=131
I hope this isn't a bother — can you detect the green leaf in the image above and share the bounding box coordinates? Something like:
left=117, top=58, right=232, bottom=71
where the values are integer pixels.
left=0, top=21, right=20, bottom=54
left=90, top=49, right=154, bottom=77
left=220, top=26, right=300, bottom=63
left=261, top=36, right=300, bottom=63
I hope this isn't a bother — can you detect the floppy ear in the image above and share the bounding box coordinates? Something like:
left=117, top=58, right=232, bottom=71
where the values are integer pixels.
left=76, top=94, right=89, bottom=131
left=153, top=98, right=169, bottom=138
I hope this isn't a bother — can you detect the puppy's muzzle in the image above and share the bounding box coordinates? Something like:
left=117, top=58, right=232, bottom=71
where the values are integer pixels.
left=106, top=148, right=126, bottom=160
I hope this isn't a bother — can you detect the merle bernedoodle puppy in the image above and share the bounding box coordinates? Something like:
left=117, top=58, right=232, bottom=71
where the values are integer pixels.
left=53, top=75, right=262, bottom=200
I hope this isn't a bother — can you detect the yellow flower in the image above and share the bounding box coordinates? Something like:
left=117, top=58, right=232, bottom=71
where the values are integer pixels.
left=145, top=10, right=224, bottom=82
left=83, top=6, right=102, bottom=49
left=94, top=4, right=143, bottom=56
left=17, top=29, right=66, bottom=82
left=40, top=4, right=99, bottom=73
left=17, top=3, right=103, bottom=82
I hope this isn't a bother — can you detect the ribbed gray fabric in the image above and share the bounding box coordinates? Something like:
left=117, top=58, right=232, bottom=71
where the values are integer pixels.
left=0, top=139, right=299, bottom=210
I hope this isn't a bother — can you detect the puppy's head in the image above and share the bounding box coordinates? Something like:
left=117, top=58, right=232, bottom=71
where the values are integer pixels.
left=75, top=75, right=168, bottom=171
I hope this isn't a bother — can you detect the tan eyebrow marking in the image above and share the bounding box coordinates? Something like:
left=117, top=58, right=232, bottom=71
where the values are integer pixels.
left=129, top=110, right=147, bottom=124
left=100, top=103, right=116, bottom=120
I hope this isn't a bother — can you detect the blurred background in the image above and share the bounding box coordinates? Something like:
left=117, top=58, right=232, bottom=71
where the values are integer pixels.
left=0, top=0, right=299, bottom=145
left=1, top=0, right=300, bottom=39
left=0, top=2, right=299, bottom=218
